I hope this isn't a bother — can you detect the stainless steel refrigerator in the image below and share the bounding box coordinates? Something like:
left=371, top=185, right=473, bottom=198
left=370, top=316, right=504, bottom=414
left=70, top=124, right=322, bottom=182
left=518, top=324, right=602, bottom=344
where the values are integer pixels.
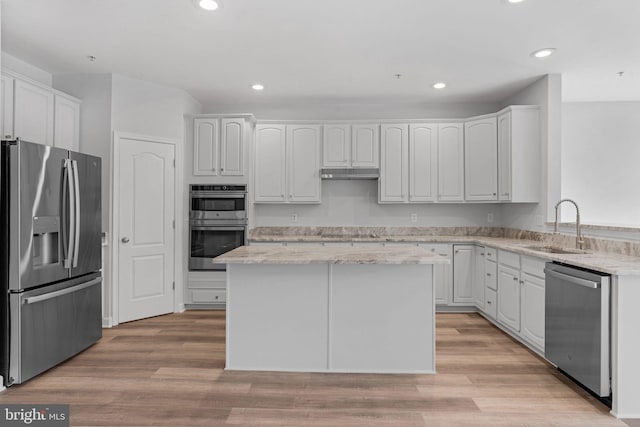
left=1, top=139, right=102, bottom=386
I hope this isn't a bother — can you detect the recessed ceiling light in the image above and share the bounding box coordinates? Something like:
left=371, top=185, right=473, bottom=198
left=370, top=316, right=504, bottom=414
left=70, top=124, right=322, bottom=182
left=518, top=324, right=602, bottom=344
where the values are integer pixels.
left=531, top=48, right=556, bottom=58
left=251, top=84, right=265, bottom=91
left=433, top=82, right=447, bottom=89
left=196, top=0, right=219, bottom=11
left=507, top=0, right=526, bottom=3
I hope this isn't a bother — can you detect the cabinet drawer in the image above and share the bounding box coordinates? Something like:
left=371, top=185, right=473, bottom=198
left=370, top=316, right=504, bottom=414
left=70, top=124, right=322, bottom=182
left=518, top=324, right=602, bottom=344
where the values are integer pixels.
left=191, top=288, right=226, bottom=303
left=521, top=255, right=546, bottom=278
left=484, top=288, right=497, bottom=319
left=188, top=271, right=226, bottom=289
left=419, top=243, right=452, bottom=257
left=498, top=249, right=520, bottom=269
left=485, top=247, right=497, bottom=262
left=485, top=260, right=497, bottom=290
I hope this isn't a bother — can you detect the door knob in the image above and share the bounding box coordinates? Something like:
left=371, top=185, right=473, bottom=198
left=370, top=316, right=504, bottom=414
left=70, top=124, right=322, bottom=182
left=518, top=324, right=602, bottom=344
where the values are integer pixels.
left=121, top=237, right=130, bottom=243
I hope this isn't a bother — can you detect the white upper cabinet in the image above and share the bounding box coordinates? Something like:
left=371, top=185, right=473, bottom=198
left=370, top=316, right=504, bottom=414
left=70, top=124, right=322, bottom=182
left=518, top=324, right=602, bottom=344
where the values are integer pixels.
left=465, top=116, right=497, bottom=201
left=351, top=124, right=379, bottom=167
left=254, top=125, right=287, bottom=203
left=1, top=74, right=14, bottom=139
left=255, top=124, right=321, bottom=204
left=220, top=118, right=244, bottom=176
left=193, top=117, right=246, bottom=177
left=409, top=124, right=438, bottom=202
left=323, top=124, right=351, bottom=167
left=193, top=118, right=218, bottom=175
left=287, top=125, right=322, bottom=203
left=53, top=95, right=80, bottom=151
left=497, top=106, right=540, bottom=202
left=13, top=79, right=54, bottom=146
left=437, top=123, right=464, bottom=202
left=379, top=124, right=408, bottom=203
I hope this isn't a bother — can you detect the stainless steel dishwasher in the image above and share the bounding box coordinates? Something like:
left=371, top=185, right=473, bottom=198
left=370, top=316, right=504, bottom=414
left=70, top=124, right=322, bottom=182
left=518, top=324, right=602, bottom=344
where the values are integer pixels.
left=545, top=262, right=611, bottom=398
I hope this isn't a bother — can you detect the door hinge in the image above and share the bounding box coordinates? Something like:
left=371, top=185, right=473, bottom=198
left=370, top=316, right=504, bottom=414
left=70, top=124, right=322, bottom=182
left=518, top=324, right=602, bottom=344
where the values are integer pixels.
left=172, top=281, right=175, bottom=290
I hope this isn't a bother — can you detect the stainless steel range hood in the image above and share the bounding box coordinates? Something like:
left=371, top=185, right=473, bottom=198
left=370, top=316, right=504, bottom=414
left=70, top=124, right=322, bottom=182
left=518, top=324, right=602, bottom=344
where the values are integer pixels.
left=320, top=168, right=379, bottom=180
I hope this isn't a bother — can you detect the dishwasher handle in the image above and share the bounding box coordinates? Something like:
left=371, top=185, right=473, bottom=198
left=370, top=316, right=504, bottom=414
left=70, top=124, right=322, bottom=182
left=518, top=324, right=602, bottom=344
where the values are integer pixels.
left=545, top=268, right=600, bottom=289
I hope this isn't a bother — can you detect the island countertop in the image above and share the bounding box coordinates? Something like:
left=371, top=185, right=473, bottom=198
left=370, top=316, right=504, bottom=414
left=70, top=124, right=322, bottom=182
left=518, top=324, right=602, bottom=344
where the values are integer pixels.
left=212, top=245, right=450, bottom=265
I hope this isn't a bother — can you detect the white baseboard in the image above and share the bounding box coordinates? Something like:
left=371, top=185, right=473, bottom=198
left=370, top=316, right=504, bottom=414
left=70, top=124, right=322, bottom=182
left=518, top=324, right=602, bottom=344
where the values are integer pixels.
left=102, top=317, right=113, bottom=328
left=176, top=303, right=185, bottom=313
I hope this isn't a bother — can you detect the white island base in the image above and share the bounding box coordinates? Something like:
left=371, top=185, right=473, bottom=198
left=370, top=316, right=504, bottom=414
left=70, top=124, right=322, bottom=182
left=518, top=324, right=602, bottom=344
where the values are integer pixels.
left=225, top=263, right=435, bottom=374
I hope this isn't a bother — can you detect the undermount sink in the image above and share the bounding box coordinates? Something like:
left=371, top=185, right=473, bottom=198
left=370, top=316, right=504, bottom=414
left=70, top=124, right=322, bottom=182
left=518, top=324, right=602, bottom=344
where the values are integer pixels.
left=523, top=245, right=589, bottom=255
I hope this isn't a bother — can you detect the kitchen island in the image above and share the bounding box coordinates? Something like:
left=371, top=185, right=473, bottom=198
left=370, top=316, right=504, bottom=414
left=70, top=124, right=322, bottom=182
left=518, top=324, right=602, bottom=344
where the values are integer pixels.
left=213, top=245, right=449, bottom=374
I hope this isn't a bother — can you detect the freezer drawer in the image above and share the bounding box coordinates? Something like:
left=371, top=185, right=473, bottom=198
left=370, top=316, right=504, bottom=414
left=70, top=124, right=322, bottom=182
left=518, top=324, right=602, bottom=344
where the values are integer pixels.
left=9, top=276, right=102, bottom=385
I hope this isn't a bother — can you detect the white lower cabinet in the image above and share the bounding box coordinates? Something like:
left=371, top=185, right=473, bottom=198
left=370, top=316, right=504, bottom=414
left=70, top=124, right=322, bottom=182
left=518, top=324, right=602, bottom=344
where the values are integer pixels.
left=186, top=272, right=227, bottom=308
left=452, top=245, right=474, bottom=304
left=418, top=244, right=452, bottom=305
left=519, top=255, right=546, bottom=351
left=497, top=262, right=521, bottom=332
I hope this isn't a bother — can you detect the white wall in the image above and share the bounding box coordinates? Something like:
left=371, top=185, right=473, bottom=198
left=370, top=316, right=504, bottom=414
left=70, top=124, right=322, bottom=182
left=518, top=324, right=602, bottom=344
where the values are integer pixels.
left=498, top=74, right=562, bottom=231
left=562, top=102, right=640, bottom=227
left=55, top=72, right=202, bottom=326
left=203, top=101, right=500, bottom=121
left=1, top=51, right=52, bottom=86
left=254, top=181, right=501, bottom=227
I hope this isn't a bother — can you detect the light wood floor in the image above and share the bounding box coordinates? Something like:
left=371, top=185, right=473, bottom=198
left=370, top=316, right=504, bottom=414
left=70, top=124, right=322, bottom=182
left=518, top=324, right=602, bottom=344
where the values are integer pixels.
left=0, top=311, right=637, bottom=426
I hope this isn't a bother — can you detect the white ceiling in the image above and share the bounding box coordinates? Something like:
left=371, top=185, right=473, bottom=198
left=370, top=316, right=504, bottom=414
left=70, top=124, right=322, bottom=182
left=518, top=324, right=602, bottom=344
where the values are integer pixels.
left=2, top=0, right=639, bottom=106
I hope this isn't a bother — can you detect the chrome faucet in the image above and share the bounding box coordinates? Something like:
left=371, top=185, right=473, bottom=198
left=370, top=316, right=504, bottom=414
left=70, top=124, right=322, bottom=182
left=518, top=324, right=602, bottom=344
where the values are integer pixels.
left=554, top=199, right=585, bottom=250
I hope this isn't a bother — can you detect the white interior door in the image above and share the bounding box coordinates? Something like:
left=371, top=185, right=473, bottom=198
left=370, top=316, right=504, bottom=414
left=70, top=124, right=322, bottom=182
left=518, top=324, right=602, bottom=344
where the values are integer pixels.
left=117, top=135, right=175, bottom=323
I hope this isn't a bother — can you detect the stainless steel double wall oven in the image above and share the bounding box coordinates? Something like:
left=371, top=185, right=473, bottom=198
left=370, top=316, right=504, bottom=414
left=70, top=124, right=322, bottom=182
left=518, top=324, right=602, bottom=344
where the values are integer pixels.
left=189, top=185, right=247, bottom=271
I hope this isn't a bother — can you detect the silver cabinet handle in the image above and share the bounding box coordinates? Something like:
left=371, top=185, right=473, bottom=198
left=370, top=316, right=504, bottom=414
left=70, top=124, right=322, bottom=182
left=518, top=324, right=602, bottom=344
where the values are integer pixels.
left=486, top=273, right=491, bottom=276
left=487, top=300, right=492, bottom=305
left=513, top=277, right=518, bottom=281
left=122, top=237, right=130, bottom=243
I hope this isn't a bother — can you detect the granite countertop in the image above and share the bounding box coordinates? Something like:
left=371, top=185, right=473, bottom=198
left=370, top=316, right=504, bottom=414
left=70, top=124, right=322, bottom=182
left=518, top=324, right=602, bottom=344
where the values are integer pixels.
left=212, top=245, right=450, bottom=265
left=249, top=231, right=640, bottom=275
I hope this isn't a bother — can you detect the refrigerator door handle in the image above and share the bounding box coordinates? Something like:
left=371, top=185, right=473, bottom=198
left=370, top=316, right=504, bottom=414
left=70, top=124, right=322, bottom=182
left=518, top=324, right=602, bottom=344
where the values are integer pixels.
left=63, top=159, right=76, bottom=269
left=72, top=160, right=81, bottom=268
left=23, top=278, right=102, bottom=305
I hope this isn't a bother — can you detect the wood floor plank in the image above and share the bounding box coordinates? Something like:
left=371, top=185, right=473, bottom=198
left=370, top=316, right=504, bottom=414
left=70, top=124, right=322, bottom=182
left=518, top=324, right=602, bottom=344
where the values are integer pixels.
left=0, top=311, right=630, bottom=426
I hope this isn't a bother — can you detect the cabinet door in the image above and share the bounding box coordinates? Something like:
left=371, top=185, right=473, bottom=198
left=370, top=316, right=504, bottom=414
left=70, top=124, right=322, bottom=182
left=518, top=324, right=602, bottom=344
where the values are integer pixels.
left=351, top=124, right=379, bottom=167
left=220, top=118, right=244, bottom=176
left=14, top=79, right=54, bottom=146
left=323, top=124, right=350, bottom=167
left=497, top=111, right=511, bottom=201
left=420, top=244, right=452, bottom=305
left=465, top=116, right=497, bottom=201
left=409, top=124, right=437, bottom=202
left=437, top=123, right=464, bottom=202
left=498, top=264, right=520, bottom=332
left=287, top=125, right=321, bottom=203
left=193, top=118, right=219, bottom=175
left=1, top=74, right=14, bottom=139
left=53, top=95, right=80, bottom=151
left=453, top=245, right=474, bottom=304
left=379, top=124, right=408, bottom=203
left=254, top=125, right=286, bottom=202
left=473, top=246, right=486, bottom=309
left=521, top=273, right=545, bottom=350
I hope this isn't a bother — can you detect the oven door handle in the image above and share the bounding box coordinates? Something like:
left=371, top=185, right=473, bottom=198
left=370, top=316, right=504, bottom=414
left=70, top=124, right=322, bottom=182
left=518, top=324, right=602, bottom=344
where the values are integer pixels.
left=190, top=194, right=246, bottom=199
left=191, top=226, right=246, bottom=231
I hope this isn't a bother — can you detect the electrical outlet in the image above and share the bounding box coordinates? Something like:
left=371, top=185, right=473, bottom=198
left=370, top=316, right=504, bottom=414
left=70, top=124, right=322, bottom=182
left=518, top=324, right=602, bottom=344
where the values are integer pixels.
left=487, top=213, right=494, bottom=223
left=411, top=213, right=418, bottom=223
left=291, top=213, right=298, bottom=223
